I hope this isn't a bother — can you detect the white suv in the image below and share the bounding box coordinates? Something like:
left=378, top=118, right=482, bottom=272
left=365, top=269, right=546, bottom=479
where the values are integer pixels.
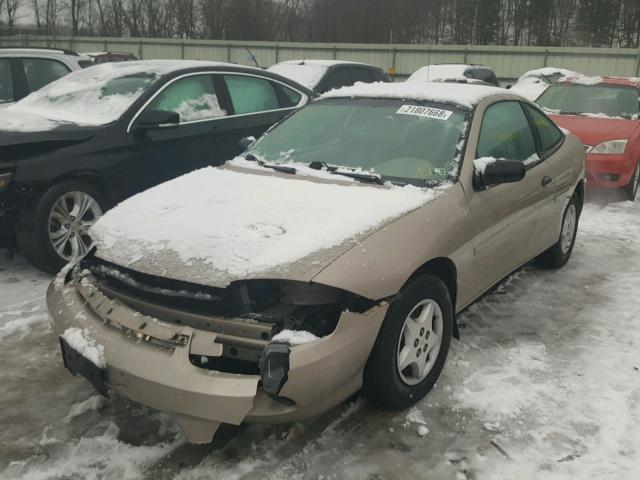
left=0, top=48, right=92, bottom=107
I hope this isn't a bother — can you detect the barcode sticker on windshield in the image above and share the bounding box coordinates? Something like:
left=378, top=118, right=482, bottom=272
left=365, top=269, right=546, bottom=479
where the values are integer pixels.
left=396, top=105, right=453, bottom=120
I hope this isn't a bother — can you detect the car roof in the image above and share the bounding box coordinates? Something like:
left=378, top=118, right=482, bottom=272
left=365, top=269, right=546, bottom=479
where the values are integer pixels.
left=272, top=59, right=375, bottom=68
left=321, top=81, right=508, bottom=109
left=0, top=47, right=78, bottom=55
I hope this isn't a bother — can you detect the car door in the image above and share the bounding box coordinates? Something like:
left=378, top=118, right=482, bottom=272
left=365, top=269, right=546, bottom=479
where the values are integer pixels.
left=118, top=72, right=235, bottom=196
left=524, top=103, right=576, bottom=248
left=316, top=67, right=353, bottom=94
left=460, top=100, right=556, bottom=302
left=222, top=73, right=306, bottom=153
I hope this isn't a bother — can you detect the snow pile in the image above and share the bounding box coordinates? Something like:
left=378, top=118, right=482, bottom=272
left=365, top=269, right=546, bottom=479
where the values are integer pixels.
left=560, top=73, right=604, bottom=85
left=272, top=329, right=319, bottom=345
left=64, top=395, right=106, bottom=423
left=407, top=64, right=469, bottom=83
left=268, top=59, right=368, bottom=90
left=452, top=342, right=552, bottom=420
left=2, top=60, right=223, bottom=131
left=173, top=93, right=226, bottom=122
left=323, top=81, right=504, bottom=109
left=90, top=166, right=433, bottom=285
left=0, top=110, right=62, bottom=132
left=268, top=62, right=328, bottom=90
left=473, top=157, right=497, bottom=174
left=61, top=327, right=106, bottom=368
left=0, top=313, right=47, bottom=341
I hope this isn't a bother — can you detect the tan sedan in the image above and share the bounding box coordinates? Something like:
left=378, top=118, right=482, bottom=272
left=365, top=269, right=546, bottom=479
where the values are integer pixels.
left=47, top=82, right=585, bottom=443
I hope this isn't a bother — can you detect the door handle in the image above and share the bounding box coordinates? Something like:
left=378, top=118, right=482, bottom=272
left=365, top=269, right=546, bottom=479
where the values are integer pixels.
left=542, top=176, right=552, bottom=187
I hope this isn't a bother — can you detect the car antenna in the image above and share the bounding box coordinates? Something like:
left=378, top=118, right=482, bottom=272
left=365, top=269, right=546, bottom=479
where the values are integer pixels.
left=246, top=48, right=259, bottom=68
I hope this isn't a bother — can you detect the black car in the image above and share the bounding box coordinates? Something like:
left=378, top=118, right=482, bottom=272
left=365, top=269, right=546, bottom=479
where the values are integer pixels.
left=268, top=60, right=390, bottom=94
left=0, top=60, right=314, bottom=273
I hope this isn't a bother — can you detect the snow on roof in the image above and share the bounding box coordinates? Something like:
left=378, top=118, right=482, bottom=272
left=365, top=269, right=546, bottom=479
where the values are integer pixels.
left=322, top=81, right=505, bottom=109
left=518, top=67, right=575, bottom=81
left=559, top=74, right=640, bottom=88
left=407, top=64, right=471, bottom=83
left=268, top=60, right=372, bottom=89
left=91, top=166, right=433, bottom=287
left=2, top=60, right=227, bottom=131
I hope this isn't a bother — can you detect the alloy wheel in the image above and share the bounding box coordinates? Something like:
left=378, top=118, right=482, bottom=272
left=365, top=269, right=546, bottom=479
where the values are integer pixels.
left=561, top=203, right=577, bottom=255
left=48, top=191, right=103, bottom=261
left=396, top=299, right=444, bottom=386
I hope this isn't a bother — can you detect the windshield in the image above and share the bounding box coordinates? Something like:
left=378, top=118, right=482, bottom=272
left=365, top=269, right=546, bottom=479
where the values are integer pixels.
left=537, top=83, right=640, bottom=118
left=248, top=98, right=469, bottom=184
left=12, top=66, right=160, bottom=126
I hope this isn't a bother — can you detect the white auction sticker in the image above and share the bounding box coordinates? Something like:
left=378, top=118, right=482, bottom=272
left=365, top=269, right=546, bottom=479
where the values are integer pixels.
left=396, top=105, right=453, bottom=120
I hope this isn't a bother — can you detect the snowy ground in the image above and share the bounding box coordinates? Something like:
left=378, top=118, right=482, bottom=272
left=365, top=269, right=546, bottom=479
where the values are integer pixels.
left=1, top=189, right=639, bottom=480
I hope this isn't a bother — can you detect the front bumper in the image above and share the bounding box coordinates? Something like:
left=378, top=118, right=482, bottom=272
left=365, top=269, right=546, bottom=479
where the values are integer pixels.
left=0, top=192, right=19, bottom=249
left=47, top=271, right=388, bottom=443
left=586, top=153, right=637, bottom=188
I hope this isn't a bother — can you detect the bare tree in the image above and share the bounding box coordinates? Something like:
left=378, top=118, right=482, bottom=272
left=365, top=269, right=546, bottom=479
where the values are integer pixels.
left=6, top=0, right=23, bottom=27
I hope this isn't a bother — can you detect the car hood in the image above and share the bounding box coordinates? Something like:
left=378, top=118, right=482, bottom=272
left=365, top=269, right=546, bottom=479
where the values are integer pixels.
left=0, top=111, right=97, bottom=160
left=548, top=114, right=640, bottom=146
left=90, top=165, right=435, bottom=289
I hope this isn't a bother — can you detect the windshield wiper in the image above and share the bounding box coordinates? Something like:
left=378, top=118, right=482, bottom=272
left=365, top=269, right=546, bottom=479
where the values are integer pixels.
left=308, top=161, right=384, bottom=185
left=245, top=153, right=297, bottom=175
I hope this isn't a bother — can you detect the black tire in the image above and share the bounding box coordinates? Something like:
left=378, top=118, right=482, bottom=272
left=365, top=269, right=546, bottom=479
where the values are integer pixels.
left=16, top=181, right=107, bottom=274
left=535, top=192, right=581, bottom=269
left=363, top=274, right=453, bottom=409
left=623, top=162, right=640, bottom=201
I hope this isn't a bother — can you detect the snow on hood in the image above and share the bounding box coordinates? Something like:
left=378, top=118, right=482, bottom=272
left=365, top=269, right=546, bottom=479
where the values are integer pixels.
left=90, top=166, right=435, bottom=288
left=323, top=81, right=504, bottom=109
left=2, top=60, right=222, bottom=132
left=517, top=67, right=575, bottom=82
left=407, top=65, right=469, bottom=83
left=268, top=62, right=328, bottom=90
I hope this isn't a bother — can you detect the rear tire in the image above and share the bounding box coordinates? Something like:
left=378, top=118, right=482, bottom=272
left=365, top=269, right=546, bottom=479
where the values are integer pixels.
left=535, top=192, right=580, bottom=269
left=623, top=163, right=640, bottom=201
left=363, top=274, right=453, bottom=409
left=17, top=181, right=106, bottom=274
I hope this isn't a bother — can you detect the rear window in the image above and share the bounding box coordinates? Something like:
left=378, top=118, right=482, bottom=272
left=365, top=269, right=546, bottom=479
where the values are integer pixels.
left=22, top=58, right=71, bottom=91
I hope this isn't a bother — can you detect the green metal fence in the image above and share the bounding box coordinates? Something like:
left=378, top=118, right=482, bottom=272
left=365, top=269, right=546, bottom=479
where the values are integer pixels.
left=2, top=35, right=640, bottom=82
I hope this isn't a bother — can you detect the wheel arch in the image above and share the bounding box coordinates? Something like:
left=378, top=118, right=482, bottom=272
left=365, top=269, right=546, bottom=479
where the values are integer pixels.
left=51, top=171, right=115, bottom=208
left=574, top=179, right=585, bottom=214
left=402, top=257, right=460, bottom=339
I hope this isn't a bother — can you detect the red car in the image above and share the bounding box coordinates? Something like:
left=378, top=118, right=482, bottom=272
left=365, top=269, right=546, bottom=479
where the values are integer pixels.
left=536, top=76, right=640, bottom=200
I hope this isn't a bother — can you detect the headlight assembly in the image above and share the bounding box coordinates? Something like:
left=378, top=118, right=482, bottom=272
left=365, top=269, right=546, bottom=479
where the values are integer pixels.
left=590, top=139, right=628, bottom=155
left=0, top=172, right=12, bottom=191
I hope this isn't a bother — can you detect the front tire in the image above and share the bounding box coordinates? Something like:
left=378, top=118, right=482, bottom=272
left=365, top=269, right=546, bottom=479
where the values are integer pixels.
left=17, top=181, right=106, bottom=274
left=363, top=274, right=453, bottom=409
left=623, top=162, right=640, bottom=201
left=535, top=192, right=580, bottom=269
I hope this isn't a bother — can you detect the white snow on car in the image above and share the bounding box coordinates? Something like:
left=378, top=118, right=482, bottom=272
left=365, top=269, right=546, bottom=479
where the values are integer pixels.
left=509, top=67, right=577, bottom=101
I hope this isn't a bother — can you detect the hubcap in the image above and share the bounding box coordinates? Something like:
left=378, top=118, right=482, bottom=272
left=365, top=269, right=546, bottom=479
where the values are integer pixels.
left=561, top=204, right=577, bottom=255
left=396, top=299, right=444, bottom=386
left=48, top=191, right=103, bottom=262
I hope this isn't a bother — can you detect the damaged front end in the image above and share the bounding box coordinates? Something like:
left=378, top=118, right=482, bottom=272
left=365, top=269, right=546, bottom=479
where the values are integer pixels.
left=47, top=253, right=389, bottom=443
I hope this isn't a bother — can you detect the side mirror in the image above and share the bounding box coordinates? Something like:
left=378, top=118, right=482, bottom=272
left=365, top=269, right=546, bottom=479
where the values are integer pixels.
left=238, top=136, right=256, bottom=151
left=132, top=109, right=179, bottom=133
left=474, top=158, right=525, bottom=189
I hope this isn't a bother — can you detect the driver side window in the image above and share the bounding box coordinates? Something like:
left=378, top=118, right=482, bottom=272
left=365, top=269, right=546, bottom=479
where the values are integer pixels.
left=147, top=75, right=225, bottom=123
left=477, top=101, right=537, bottom=162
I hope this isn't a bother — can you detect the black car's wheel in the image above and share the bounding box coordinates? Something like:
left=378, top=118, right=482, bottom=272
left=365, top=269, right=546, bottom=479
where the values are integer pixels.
left=363, top=274, right=453, bottom=409
left=17, top=181, right=106, bottom=274
left=623, top=163, right=640, bottom=201
left=535, top=192, right=581, bottom=269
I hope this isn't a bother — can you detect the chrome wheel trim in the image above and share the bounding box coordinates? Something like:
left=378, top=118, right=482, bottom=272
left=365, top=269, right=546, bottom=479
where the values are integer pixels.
left=561, top=203, right=577, bottom=255
left=48, top=191, right=103, bottom=261
left=396, top=299, right=444, bottom=386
